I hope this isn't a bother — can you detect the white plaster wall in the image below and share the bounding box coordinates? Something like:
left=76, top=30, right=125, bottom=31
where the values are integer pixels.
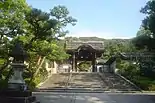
left=96, top=65, right=104, bottom=72
left=52, top=62, right=58, bottom=73
left=45, top=61, right=58, bottom=74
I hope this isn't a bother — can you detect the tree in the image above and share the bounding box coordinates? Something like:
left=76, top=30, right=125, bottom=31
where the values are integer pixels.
left=0, top=0, right=29, bottom=69
left=0, top=0, right=29, bottom=39
left=133, top=0, right=155, bottom=51
left=0, top=0, right=30, bottom=88
left=0, top=0, right=29, bottom=52
left=132, top=27, right=154, bottom=51
left=104, top=39, right=135, bottom=59
left=22, top=6, right=76, bottom=79
left=140, top=0, right=155, bottom=35
left=127, top=1, right=155, bottom=90
left=0, top=1, right=77, bottom=88
left=0, top=0, right=29, bottom=68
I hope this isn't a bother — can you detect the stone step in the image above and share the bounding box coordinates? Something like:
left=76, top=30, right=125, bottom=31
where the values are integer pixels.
left=36, top=88, right=139, bottom=93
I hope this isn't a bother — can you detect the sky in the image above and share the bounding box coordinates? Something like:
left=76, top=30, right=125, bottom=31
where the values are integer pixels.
left=26, top=0, right=148, bottom=39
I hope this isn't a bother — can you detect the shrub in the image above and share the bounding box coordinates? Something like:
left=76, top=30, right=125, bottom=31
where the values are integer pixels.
left=25, top=77, right=41, bottom=91
left=78, top=61, right=91, bottom=71
left=131, top=76, right=153, bottom=90
left=149, top=84, right=155, bottom=91
left=148, top=81, right=155, bottom=91
left=0, top=80, right=8, bottom=90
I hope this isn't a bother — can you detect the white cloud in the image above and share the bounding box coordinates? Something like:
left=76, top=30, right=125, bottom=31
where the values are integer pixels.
left=66, top=30, right=134, bottom=39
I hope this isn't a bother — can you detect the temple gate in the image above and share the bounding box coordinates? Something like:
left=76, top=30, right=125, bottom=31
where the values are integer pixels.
left=65, top=41, right=104, bottom=72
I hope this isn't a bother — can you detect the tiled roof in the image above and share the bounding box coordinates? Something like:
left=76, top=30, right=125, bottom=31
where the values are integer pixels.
left=66, top=41, right=104, bottom=50
left=119, top=52, right=155, bottom=60
left=104, top=56, right=116, bottom=65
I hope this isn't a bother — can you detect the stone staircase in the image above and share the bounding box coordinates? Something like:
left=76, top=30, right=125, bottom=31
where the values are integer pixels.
left=98, top=73, right=138, bottom=91
left=37, top=72, right=140, bottom=93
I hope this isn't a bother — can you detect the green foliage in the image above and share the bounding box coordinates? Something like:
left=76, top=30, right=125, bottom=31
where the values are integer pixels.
left=51, top=6, right=77, bottom=23
left=140, top=0, right=155, bottom=34
left=0, top=0, right=30, bottom=90
left=22, top=5, right=76, bottom=60
left=118, top=60, right=155, bottom=90
left=130, top=76, right=155, bottom=90
left=104, top=39, right=136, bottom=59
left=133, top=0, right=155, bottom=51
left=0, top=0, right=29, bottom=61
left=139, top=61, right=155, bottom=78
left=149, top=84, right=155, bottom=91
left=25, top=78, right=36, bottom=90
left=0, top=59, right=5, bottom=66
left=132, top=27, right=154, bottom=51
left=0, top=0, right=29, bottom=38
left=120, top=62, right=140, bottom=78
left=0, top=1, right=77, bottom=90
left=78, top=61, right=91, bottom=72
left=0, top=67, right=12, bottom=90
left=129, top=1, right=155, bottom=90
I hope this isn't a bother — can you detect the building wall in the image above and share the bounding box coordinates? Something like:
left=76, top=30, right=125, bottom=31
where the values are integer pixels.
left=103, top=65, right=109, bottom=72
left=45, top=61, right=58, bottom=75
left=109, top=61, right=116, bottom=73
left=96, top=65, right=104, bottom=72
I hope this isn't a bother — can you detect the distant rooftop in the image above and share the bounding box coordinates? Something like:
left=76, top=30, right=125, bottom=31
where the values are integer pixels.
left=66, top=41, right=104, bottom=51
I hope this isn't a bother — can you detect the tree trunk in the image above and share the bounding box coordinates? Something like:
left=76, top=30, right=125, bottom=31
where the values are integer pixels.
left=33, top=56, right=46, bottom=77
left=28, top=56, right=46, bottom=86
left=36, top=56, right=42, bottom=66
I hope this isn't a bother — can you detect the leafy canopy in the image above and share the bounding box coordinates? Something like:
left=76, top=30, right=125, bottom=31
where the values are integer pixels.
left=132, top=0, right=155, bottom=51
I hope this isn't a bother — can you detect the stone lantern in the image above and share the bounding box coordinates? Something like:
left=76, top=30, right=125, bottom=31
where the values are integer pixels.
left=0, top=43, right=40, bottom=103
left=8, top=43, right=28, bottom=90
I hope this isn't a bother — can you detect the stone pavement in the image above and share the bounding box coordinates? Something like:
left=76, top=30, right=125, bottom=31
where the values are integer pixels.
left=33, top=92, right=155, bottom=103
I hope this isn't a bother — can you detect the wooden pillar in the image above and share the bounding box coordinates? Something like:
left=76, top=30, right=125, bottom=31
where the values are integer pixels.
left=75, top=59, right=77, bottom=72
left=92, top=52, right=96, bottom=72
left=74, top=51, right=77, bottom=72
left=72, top=52, right=76, bottom=71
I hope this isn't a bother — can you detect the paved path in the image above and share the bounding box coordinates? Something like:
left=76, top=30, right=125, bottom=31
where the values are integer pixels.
left=33, top=92, right=155, bottom=103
